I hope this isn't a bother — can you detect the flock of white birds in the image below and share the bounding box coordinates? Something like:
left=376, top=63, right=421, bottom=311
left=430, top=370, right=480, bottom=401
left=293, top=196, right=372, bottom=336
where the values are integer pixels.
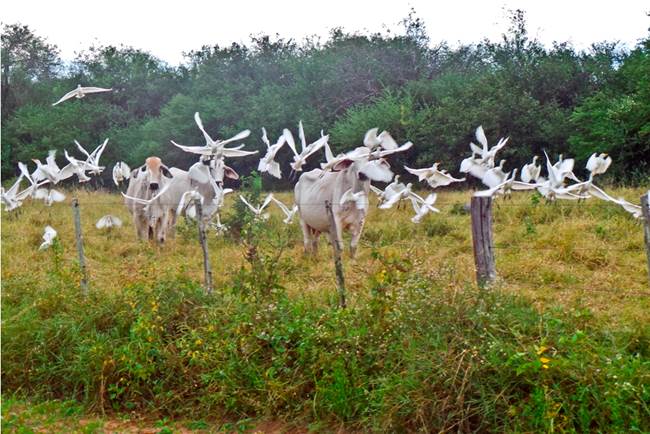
left=0, top=85, right=646, bottom=252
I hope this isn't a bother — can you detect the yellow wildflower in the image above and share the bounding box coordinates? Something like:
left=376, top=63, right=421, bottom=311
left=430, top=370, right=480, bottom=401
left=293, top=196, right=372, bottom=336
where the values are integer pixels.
left=539, top=356, right=551, bottom=364
left=536, top=345, right=548, bottom=355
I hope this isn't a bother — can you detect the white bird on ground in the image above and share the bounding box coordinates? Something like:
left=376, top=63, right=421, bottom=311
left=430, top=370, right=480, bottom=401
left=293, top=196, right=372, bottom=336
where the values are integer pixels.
left=112, top=162, right=131, bottom=186
left=340, top=189, right=369, bottom=211
left=239, top=194, right=274, bottom=220
left=469, top=125, right=509, bottom=168
left=209, top=213, right=229, bottom=234
left=284, top=121, right=329, bottom=172
left=96, top=215, right=123, bottom=229
left=39, top=226, right=57, bottom=250
left=33, top=188, right=66, bottom=206
left=75, top=139, right=108, bottom=175
left=52, top=84, right=112, bottom=106
left=258, top=127, right=287, bottom=179
left=171, top=112, right=255, bottom=158
left=409, top=192, right=440, bottom=223
left=405, top=163, right=466, bottom=188
left=270, top=196, right=299, bottom=224
left=520, top=156, right=543, bottom=183
left=586, top=152, right=612, bottom=177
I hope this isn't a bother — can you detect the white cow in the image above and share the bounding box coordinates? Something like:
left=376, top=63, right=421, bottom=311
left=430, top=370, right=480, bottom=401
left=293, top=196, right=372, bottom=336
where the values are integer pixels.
left=124, top=156, right=175, bottom=242
left=294, top=150, right=394, bottom=257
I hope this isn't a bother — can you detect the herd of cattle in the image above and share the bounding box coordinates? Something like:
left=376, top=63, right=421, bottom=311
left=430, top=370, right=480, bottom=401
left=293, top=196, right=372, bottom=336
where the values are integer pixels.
left=1, top=85, right=646, bottom=257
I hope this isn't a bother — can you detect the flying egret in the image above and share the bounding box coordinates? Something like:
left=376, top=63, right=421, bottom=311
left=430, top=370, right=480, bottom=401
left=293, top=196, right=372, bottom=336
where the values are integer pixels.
left=521, top=156, right=543, bottom=183
left=75, top=139, right=108, bottom=175
left=468, top=125, right=509, bottom=168
left=52, top=84, right=112, bottom=106
left=239, top=194, right=274, bottom=220
left=284, top=121, right=329, bottom=172
left=340, top=189, right=369, bottom=211
left=586, top=153, right=612, bottom=177
left=379, top=182, right=414, bottom=209
left=258, top=127, right=287, bottom=179
left=270, top=196, right=299, bottom=224
left=409, top=192, right=440, bottom=223
left=171, top=112, right=256, bottom=158
left=404, top=163, right=466, bottom=188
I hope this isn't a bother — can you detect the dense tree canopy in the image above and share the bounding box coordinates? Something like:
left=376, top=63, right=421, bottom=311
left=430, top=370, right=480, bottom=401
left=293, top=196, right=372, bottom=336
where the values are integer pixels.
left=1, top=11, right=648, bottom=186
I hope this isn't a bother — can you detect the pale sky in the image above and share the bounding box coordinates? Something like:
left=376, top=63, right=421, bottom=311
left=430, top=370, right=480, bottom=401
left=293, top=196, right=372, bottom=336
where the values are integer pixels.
left=2, top=0, right=649, bottom=65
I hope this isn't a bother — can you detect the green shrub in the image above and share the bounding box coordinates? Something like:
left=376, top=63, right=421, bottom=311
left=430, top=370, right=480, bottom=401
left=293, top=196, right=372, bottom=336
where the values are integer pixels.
left=2, top=264, right=649, bottom=431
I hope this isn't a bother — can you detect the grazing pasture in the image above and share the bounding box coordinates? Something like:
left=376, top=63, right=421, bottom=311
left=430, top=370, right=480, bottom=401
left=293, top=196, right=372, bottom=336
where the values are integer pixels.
left=2, top=186, right=649, bottom=432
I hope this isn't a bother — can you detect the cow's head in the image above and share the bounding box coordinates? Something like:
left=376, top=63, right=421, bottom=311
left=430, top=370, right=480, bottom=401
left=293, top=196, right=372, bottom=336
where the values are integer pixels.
left=189, top=156, right=239, bottom=189
left=132, top=156, right=173, bottom=191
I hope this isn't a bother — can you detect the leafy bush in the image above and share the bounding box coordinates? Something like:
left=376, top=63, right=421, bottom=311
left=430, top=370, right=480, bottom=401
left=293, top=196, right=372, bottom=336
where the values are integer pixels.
left=3, top=261, right=649, bottom=431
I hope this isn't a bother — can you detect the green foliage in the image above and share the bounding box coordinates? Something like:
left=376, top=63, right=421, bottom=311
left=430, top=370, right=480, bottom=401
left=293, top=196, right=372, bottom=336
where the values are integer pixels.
left=2, top=268, right=649, bottom=431
left=1, top=13, right=649, bottom=184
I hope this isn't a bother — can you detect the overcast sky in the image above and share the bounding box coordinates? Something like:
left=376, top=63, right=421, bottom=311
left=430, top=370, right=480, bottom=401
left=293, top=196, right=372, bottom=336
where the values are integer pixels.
left=2, top=0, right=648, bottom=65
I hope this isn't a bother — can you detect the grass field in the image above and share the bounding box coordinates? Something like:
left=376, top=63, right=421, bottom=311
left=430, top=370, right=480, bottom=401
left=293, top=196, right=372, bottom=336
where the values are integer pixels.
left=2, top=185, right=649, bottom=431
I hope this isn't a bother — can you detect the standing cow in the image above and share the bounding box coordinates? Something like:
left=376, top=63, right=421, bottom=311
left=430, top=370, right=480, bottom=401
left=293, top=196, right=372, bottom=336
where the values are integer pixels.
left=124, top=156, right=175, bottom=243
left=294, top=151, right=394, bottom=257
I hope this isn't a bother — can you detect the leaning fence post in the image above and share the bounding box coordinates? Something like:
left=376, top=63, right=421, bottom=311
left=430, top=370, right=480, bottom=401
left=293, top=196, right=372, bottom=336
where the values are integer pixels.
left=194, top=198, right=213, bottom=294
left=641, top=194, right=650, bottom=288
left=72, top=198, right=89, bottom=295
left=470, top=196, right=496, bottom=288
left=325, top=200, right=346, bottom=308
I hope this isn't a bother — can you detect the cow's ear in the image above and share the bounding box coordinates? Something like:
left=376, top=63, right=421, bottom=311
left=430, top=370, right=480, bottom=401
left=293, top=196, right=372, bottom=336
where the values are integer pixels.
left=161, top=165, right=173, bottom=178
left=359, top=159, right=393, bottom=182
left=332, top=159, right=354, bottom=171
left=132, top=165, right=145, bottom=179
left=224, top=165, right=239, bottom=180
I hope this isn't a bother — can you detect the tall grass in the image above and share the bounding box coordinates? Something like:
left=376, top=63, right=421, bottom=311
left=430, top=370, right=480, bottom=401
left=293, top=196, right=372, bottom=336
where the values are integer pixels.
left=2, top=186, right=649, bottom=430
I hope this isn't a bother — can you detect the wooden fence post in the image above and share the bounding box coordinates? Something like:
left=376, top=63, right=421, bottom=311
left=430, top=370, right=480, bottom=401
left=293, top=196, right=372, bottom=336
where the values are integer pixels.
left=470, top=196, right=496, bottom=288
left=72, top=198, right=89, bottom=295
left=641, top=194, right=650, bottom=288
left=325, top=200, right=346, bottom=308
left=195, top=198, right=213, bottom=294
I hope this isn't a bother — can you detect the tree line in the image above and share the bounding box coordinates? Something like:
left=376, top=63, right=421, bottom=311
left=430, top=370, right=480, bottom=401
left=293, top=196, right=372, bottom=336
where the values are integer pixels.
left=2, top=10, right=648, bottom=187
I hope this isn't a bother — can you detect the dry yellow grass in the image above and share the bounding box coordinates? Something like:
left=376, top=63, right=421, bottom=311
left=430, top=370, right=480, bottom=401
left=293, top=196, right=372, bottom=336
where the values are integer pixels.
left=2, top=186, right=648, bottom=326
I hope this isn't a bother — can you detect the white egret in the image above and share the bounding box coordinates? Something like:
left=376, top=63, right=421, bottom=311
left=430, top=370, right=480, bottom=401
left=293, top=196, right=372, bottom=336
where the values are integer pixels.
left=39, top=226, right=57, bottom=250
left=112, top=162, right=131, bottom=186
left=52, top=85, right=112, bottom=106
left=239, top=194, right=274, bottom=220
left=270, top=196, right=299, bottom=224
left=404, top=163, right=466, bottom=188
left=96, top=215, right=123, bottom=229
left=258, top=127, right=287, bottom=179
left=284, top=122, right=329, bottom=172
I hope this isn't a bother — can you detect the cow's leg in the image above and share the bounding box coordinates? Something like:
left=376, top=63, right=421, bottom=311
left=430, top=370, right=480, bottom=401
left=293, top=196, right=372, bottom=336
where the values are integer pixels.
left=311, top=229, right=320, bottom=255
left=135, top=216, right=148, bottom=240
left=349, top=215, right=366, bottom=259
left=299, top=219, right=314, bottom=255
